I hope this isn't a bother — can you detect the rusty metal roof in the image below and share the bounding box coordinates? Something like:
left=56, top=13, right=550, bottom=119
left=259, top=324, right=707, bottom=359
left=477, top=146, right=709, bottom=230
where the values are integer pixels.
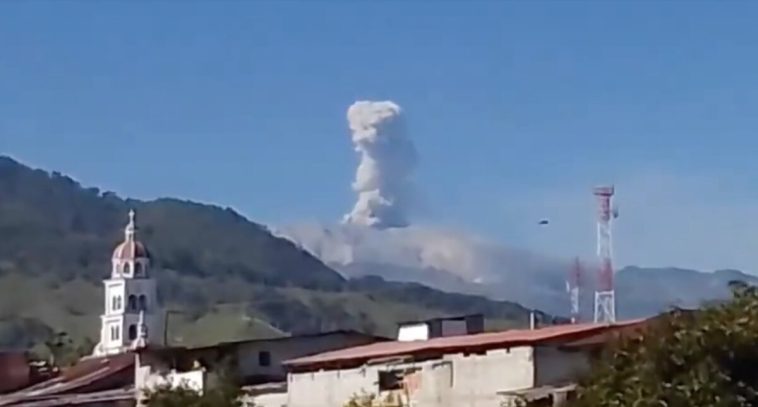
left=0, top=353, right=135, bottom=406
left=1, top=388, right=134, bottom=407
left=285, top=319, right=647, bottom=370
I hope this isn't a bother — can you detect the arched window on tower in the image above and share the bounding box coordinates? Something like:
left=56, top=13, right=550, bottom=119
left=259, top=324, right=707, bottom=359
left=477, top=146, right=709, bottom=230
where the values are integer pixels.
left=128, top=324, right=137, bottom=340
left=128, top=295, right=137, bottom=311
left=134, top=262, right=143, bottom=277
left=138, top=295, right=148, bottom=311
left=110, top=325, right=120, bottom=341
left=123, top=263, right=131, bottom=276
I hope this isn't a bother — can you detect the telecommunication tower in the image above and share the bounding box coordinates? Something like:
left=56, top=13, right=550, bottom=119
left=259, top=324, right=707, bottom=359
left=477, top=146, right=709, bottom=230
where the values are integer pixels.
left=568, top=257, right=582, bottom=324
left=593, top=186, right=616, bottom=324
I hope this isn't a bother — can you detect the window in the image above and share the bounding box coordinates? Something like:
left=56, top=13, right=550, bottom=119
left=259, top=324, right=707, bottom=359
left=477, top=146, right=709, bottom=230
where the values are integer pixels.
left=128, top=295, right=137, bottom=311
left=110, top=325, right=120, bottom=341
left=258, top=351, right=271, bottom=367
left=128, top=324, right=137, bottom=340
left=134, top=262, right=143, bottom=276
left=378, top=370, right=404, bottom=391
left=138, top=295, right=148, bottom=311
left=123, top=263, right=131, bottom=275
left=378, top=368, right=421, bottom=391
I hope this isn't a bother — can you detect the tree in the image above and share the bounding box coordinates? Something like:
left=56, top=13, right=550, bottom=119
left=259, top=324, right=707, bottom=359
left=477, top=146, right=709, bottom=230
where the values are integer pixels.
left=40, top=331, right=87, bottom=367
left=344, top=391, right=405, bottom=407
left=555, top=282, right=758, bottom=407
left=142, top=379, right=252, bottom=407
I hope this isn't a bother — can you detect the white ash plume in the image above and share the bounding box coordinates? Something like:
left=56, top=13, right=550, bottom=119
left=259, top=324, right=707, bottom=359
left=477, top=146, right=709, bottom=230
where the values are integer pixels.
left=343, top=101, right=417, bottom=229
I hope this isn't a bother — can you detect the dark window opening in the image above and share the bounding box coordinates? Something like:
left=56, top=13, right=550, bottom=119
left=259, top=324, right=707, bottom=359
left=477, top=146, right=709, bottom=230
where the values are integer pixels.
left=128, top=295, right=137, bottom=311
left=258, top=351, right=271, bottom=367
left=128, top=324, right=137, bottom=340
left=378, top=370, right=404, bottom=391
left=134, top=262, right=143, bottom=276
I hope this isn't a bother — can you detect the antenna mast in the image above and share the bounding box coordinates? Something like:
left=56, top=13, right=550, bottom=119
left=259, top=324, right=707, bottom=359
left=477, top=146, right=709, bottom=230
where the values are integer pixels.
left=593, top=186, right=616, bottom=324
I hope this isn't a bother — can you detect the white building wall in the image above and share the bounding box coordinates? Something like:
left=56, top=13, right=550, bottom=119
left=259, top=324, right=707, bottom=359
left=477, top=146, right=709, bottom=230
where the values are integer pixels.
left=137, top=367, right=205, bottom=392
left=287, top=346, right=536, bottom=407
left=397, top=323, right=430, bottom=342
left=248, top=392, right=288, bottom=407
left=135, top=359, right=206, bottom=407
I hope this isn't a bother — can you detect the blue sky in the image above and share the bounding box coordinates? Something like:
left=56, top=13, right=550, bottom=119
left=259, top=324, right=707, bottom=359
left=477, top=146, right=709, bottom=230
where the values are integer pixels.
left=2, top=1, right=758, bottom=271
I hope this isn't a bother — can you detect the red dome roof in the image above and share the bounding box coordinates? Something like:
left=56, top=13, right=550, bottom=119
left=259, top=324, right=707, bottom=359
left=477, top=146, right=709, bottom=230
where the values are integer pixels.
left=112, top=209, right=150, bottom=260
left=112, top=240, right=149, bottom=260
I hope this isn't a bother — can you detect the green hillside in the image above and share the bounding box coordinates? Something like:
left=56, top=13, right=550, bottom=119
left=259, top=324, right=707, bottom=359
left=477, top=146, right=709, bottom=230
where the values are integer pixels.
left=0, top=156, right=544, bottom=353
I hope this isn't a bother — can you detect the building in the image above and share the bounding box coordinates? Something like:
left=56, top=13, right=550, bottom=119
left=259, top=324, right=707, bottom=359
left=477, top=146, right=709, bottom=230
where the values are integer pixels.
left=0, top=210, right=392, bottom=407
left=397, top=315, right=484, bottom=342
left=282, top=320, right=647, bottom=407
left=93, top=210, right=164, bottom=356
left=135, top=330, right=386, bottom=395
left=0, top=353, right=136, bottom=407
left=0, top=209, right=653, bottom=407
left=0, top=352, right=32, bottom=394
left=0, top=212, right=155, bottom=406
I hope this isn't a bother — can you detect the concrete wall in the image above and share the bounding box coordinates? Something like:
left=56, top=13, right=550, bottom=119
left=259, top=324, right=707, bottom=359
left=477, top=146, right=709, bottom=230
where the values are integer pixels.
left=138, top=368, right=205, bottom=392
left=234, top=333, right=379, bottom=384
left=439, top=319, right=468, bottom=338
left=534, top=347, right=590, bottom=387
left=247, top=391, right=288, bottom=407
left=287, top=346, right=536, bottom=407
left=135, top=353, right=206, bottom=400
left=399, top=316, right=483, bottom=342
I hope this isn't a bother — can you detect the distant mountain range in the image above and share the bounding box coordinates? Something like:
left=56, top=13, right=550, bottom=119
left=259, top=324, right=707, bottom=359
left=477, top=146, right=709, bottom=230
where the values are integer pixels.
left=0, top=156, right=545, bottom=351
left=336, top=260, right=756, bottom=320
left=614, top=266, right=756, bottom=318
left=1, top=155, right=750, bottom=354
left=281, top=224, right=757, bottom=321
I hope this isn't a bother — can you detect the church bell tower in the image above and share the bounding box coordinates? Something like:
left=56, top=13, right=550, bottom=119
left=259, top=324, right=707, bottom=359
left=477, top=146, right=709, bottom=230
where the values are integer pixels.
left=93, top=210, right=163, bottom=356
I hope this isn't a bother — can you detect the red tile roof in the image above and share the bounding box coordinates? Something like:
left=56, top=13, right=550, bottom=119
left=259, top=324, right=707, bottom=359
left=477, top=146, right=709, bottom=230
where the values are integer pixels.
left=285, top=319, right=647, bottom=370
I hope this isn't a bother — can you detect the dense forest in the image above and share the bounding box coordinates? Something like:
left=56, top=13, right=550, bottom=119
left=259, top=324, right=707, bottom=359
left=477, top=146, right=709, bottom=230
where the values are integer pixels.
left=0, top=156, right=549, bottom=354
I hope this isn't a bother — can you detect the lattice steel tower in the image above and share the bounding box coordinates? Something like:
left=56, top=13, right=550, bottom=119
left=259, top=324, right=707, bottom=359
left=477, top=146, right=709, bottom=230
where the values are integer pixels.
left=593, top=186, right=616, bottom=324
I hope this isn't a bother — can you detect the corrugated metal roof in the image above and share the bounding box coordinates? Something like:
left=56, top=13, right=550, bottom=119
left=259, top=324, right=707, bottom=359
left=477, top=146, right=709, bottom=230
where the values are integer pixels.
left=3, top=388, right=134, bottom=407
left=0, top=353, right=135, bottom=406
left=202, top=329, right=386, bottom=349
left=285, top=319, right=647, bottom=369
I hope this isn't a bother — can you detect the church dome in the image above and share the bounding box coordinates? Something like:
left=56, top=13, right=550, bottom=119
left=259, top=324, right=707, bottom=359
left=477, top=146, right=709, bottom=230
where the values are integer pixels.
left=112, top=240, right=149, bottom=260
left=112, top=210, right=150, bottom=260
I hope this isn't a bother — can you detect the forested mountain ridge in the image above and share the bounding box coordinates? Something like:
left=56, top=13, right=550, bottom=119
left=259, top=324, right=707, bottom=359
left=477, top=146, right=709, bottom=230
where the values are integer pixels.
left=0, top=155, right=542, bottom=352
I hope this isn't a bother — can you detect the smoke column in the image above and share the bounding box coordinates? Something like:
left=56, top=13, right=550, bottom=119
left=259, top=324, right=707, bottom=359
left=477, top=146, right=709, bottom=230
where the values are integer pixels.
left=343, top=101, right=417, bottom=229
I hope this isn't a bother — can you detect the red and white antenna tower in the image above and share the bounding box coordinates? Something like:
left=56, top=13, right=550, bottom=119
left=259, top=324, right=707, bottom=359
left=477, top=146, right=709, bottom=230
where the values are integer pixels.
left=593, top=185, right=616, bottom=324
left=567, top=257, right=582, bottom=324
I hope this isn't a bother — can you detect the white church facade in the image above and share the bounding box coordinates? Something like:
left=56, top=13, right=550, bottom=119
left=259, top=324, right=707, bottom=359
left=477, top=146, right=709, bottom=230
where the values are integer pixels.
left=93, top=210, right=164, bottom=356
